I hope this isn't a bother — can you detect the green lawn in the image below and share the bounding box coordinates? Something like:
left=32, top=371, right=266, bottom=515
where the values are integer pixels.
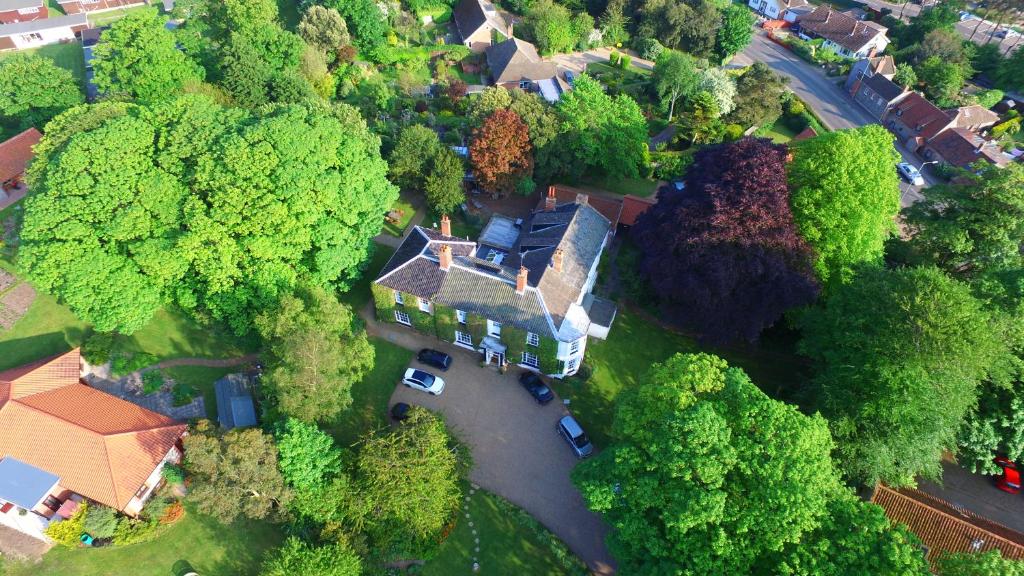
left=577, top=177, right=658, bottom=198
left=327, top=337, right=413, bottom=448
left=162, top=365, right=239, bottom=419
left=586, top=61, right=652, bottom=80
left=417, top=4, right=452, bottom=24
left=86, top=4, right=155, bottom=26
left=426, top=208, right=484, bottom=239
left=111, top=307, right=259, bottom=362
left=760, top=119, right=799, bottom=144
left=424, top=488, right=585, bottom=576
left=8, top=507, right=282, bottom=576
left=382, top=195, right=419, bottom=237
left=0, top=42, right=85, bottom=85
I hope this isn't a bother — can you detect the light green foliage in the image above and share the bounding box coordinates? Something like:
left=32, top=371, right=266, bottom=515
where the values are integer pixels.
left=353, top=408, right=462, bottom=551
left=681, top=90, right=723, bottom=144
left=389, top=124, right=442, bottom=191
left=433, top=304, right=457, bottom=342
left=183, top=420, right=293, bottom=523
left=652, top=49, right=700, bottom=122
left=599, top=0, right=630, bottom=47
left=425, top=148, right=465, bottom=216
left=275, top=419, right=343, bottom=490
left=370, top=283, right=396, bottom=321
left=697, top=67, right=736, bottom=116
left=0, top=54, right=82, bottom=131
left=799, top=266, right=1006, bottom=487
left=256, top=286, right=374, bottom=423
left=975, top=88, right=1004, bottom=109
left=538, top=336, right=559, bottom=374
left=556, top=74, right=648, bottom=181
left=938, top=550, right=1024, bottom=576
left=525, top=0, right=576, bottom=55
left=83, top=504, right=121, bottom=539
left=788, top=126, right=902, bottom=285
left=894, top=62, right=918, bottom=87
left=917, top=55, right=967, bottom=108
left=715, top=5, right=755, bottom=60
left=324, top=0, right=388, bottom=53
left=92, top=9, right=204, bottom=103
left=260, top=537, right=362, bottom=576
left=20, top=96, right=397, bottom=334
left=573, top=353, right=841, bottom=574
left=298, top=5, right=350, bottom=53
left=45, top=502, right=88, bottom=547
left=903, top=164, right=1024, bottom=279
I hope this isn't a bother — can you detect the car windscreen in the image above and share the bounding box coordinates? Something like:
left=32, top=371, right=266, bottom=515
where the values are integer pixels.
left=412, top=370, right=435, bottom=386
left=574, top=433, right=590, bottom=448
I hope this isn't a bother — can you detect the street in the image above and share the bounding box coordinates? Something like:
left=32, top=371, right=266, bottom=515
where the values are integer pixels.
left=919, top=461, right=1024, bottom=536
left=734, top=32, right=929, bottom=206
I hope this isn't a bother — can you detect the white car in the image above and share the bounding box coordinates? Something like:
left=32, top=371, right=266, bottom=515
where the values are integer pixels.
left=402, top=368, right=445, bottom=395
left=897, top=162, right=925, bottom=186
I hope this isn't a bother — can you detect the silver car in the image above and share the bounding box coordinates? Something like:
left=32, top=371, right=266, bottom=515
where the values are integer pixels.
left=897, top=162, right=925, bottom=186
left=558, top=416, right=593, bottom=458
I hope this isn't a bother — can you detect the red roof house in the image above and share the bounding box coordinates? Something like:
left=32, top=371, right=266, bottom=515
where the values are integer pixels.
left=619, top=194, right=657, bottom=227
left=885, top=92, right=954, bottom=152
left=0, top=127, right=40, bottom=190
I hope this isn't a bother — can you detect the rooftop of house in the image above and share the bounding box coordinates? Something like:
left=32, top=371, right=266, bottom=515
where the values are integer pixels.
left=949, top=104, right=1000, bottom=129
left=0, top=0, right=44, bottom=11
left=619, top=194, right=657, bottom=226
left=889, top=92, right=953, bottom=141
left=0, top=11, right=86, bottom=36
left=868, top=54, right=897, bottom=77
left=872, top=484, right=1024, bottom=566
left=486, top=37, right=557, bottom=84
left=376, top=188, right=612, bottom=341
left=0, top=350, right=186, bottom=511
left=214, top=373, right=256, bottom=430
left=862, top=72, right=906, bottom=102
left=798, top=6, right=888, bottom=53
left=453, top=0, right=507, bottom=40
left=926, top=127, right=1009, bottom=168
left=0, top=127, right=41, bottom=183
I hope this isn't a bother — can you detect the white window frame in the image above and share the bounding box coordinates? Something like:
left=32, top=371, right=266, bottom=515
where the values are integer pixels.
left=17, top=6, right=40, bottom=13
left=418, top=297, right=432, bottom=314
left=521, top=351, right=539, bottom=368
left=566, top=357, right=579, bottom=373
left=487, top=319, right=501, bottom=338
left=394, top=291, right=404, bottom=305
left=569, top=339, right=581, bottom=355
left=394, top=310, right=411, bottom=325
left=456, top=309, right=467, bottom=324
left=526, top=332, right=540, bottom=347
left=455, top=331, right=473, bottom=346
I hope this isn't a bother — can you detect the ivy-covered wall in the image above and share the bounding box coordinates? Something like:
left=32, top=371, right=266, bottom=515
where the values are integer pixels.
left=503, top=326, right=526, bottom=365
left=370, top=283, right=396, bottom=322
left=538, top=337, right=560, bottom=375
left=467, top=314, right=487, bottom=343
left=434, top=304, right=457, bottom=343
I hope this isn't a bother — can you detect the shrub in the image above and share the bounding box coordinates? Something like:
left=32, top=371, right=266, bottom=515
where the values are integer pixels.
left=171, top=381, right=195, bottom=406
left=81, top=332, right=116, bottom=365
left=975, top=88, right=1004, bottom=109
left=112, top=517, right=161, bottom=545
left=111, top=352, right=159, bottom=376
left=609, top=51, right=620, bottom=66
left=162, top=463, right=185, bottom=485
left=635, top=37, right=664, bottom=61
left=45, top=503, right=88, bottom=547
left=723, top=124, right=744, bottom=141
left=141, top=370, right=165, bottom=395
left=992, top=117, right=1021, bottom=138
left=83, top=504, right=120, bottom=539
left=515, top=176, right=536, bottom=196
left=620, top=55, right=631, bottom=69
left=785, top=98, right=805, bottom=116
left=651, top=152, right=691, bottom=181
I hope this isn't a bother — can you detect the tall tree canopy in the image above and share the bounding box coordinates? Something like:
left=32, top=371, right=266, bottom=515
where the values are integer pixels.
left=389, top=124, right=442, bottom=191
left=800, top=266, right=1006, bottom=487
left=256, top=286, right=374, bottom=423
left=0, top=54, right=82, bottom=134
left=424, top=148, right=466, bottom=216
left=92, top=9, right=204, bottom=103
left=632, top=137, right=818, bottom=343
left=937, top=550, right=1024, bottom=576
left=726, top=62, right=788, bottom=129
left=715, top=5, right=755, bottom=60
left=21, top=97, right=397, bottom=334
left=297, top=5, right=351, bottom=54
left=470, top=109, right=533, bottom=196
left=275, top=418, right=343, bottom=491
left=466, top=87, right=561, bottom=182
left=652, top=49, right=700, bottom=121
left=322, top=0, right=388, bottom=53
left=788, top=126, right=902, bottom=286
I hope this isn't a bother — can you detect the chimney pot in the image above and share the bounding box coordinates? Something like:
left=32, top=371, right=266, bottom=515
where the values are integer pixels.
left=439, top=244, right=452, bottom=270
left=551, top=248, right=563, bottom=272
left=516, top=266, right=528, bottom=294
left=545, top=186, right=557, bottom=211
left=440, top=214, right=451, bottom=237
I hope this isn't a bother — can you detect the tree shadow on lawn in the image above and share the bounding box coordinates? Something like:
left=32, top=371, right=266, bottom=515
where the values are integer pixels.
left=0, top=330, right=85, bottom=372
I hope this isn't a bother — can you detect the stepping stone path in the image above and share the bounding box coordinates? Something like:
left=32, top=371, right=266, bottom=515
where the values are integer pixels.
left=467, top=483, right=481, bottom=572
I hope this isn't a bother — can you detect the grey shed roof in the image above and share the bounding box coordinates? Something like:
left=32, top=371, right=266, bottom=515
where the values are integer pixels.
left=214, top=374, right=257, bottom=429
left=0, top=12, right=86, bottom=36
left=0, top=0, right=43, bottom=11
left=453, top=0, right=507, bottom=41
left=486, top=38, right=557, bottom=84
left=0, top=457, right=59, bottom=510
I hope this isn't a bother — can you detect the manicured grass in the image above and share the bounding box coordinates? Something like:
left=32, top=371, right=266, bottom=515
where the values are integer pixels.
left=0, top=263, right=88, bottom=372
left=586, top=61, right=652, bottom=80
left=425, top=487, right=585, bottom=576
left=86, top=4, right=154, bottom=26
left=417, top=4, right=452, bottom=24
left=426, top=208, right=484, bottom=239
left=327, top=337, right=413, bottom=448
left=162, top=365, right=239, bottom=419
left=8, top=506, right=283, bottom=576
left=0, top=42, right=85, bottom=85
left=382, top=195, right=418, bottom=237
left=112, top=307, right=259, bottom=362
left=577, top=176, right=658, bottom=198
left=760, top=119, right=800, bottom=144
left=339, top=243, right=396, bottom=312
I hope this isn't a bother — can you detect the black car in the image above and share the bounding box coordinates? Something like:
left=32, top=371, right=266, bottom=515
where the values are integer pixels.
left=391, top=402, right=412, bottom=421
left=519, top=372, right=555, bottom=405
left=417, top=349, right=452, bottom=371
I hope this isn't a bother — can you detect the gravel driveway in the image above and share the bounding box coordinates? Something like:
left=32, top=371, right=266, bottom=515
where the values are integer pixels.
left=389, top=342, right=616, bottom=575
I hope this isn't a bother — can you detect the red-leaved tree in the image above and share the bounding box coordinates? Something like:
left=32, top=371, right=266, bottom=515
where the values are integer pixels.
left=631, top=137, right=819, bottom=343
left=469, top=109, right=533, bottom=196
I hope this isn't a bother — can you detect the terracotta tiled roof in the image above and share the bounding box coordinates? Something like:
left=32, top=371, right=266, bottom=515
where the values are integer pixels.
left=926, top=127, right=1008, bottom=168
left=0, top=350, right=186, bottom=511
left=889, top=92, right=953, bottom=141
left=619, top=194, right=657, bottom=226
left=798, top=6, right=888, bottom=53
left=872, top=484, right=1024, bottom=566
left=541, top=185, right=623, bottom=227
left=949, top=105, right=1000, bottom=130
left=0, top=127, right=41, bottom=183
left=792, top=126, right=819, bottom=142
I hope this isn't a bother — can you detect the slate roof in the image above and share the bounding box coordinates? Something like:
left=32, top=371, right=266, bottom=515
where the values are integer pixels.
left=541, top=185, right=623, bottom=227
left=453, top=0, right=507, bottom=41
left=486, top=38, right=557, bottom=84
left=0, top=12, right=86, bottom=36
left=0, top=127, right=40, bottom=183
left=872, top=484, right=1024, bottom=566
left=926, top=127, right=1008, bottom=168
left=214, top=373, right=256, bottom=430
left=889, top=92, right=953, bottom=140
left=0, top=0, right=43, bottom=11
left=863, top=72, right=905, bottom=102
left=798, top=6, right=888, bottom=53
left=0, top=350, right=186, bottom=512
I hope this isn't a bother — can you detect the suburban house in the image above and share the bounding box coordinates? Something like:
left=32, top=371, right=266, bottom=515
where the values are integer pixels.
left=885, top=92, right=955, bottom=152
left=371, top=187, right=618, bottom=377
left=0, top=349, right=187, bottom=540
left=0, top=12, right=87, bottom=50
left=453, top=0, right=511, bottom=52
left=57, top=0, right=144, bottom=15
left=850, top=72, right=910, bottom=121
left=747, top=0, right=809, bottom=22
left=872, top=484, right=1024, bottom=568
left=0, top=127, right=40, bottom=200
left=843, top=54, right=895, bottom=92
left=796, top=6, right=890, bottom=58
left=485, top=38, right=567, bottom=103
left=921, top=127, right=1010, bottom=169
left=948, top=104, right=1000, bottom=132
left=0, top=0, right=46, bottom=24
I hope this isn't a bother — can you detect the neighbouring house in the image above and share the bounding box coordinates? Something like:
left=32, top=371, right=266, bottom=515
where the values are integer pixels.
left=485, top=38, right=565, bottom=103
left=617, top=194, right=657, bottom=231
left=0, top=349, right=187, bottom=541
left=371, top=186, right=618, bottom=377
left=851, top=72, right=910, bottom=121
left=872, top=484, right=1024, bottom=568
left=921, top=127, right=1011, bottom=169
left=0, top=127, right=41, bottom=203
left=947, top=104, right=1000, bottom=132
left=0, top=0, right=46, bottom=25
left=57, top=0, right=144, bottom=15
left=843, top=54, right=895, bottom=92
left=747, top=0, right=809, bottom=22
left=795, top=6, right=890, bottom=58
left=453, top=0, right=511, bottom=53
left=214, top=373, right=257, bottom=430
left=792, top=126, right=818, bottom=141
left=885, top=92, right=954, bottom=152
left=0, top=12, right=87, bottom=51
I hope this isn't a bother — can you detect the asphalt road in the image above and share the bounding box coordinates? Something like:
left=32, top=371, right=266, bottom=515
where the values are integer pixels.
left=919, top=461, right=1024, bottom=536
left=735, top=31, right=929, bottom=206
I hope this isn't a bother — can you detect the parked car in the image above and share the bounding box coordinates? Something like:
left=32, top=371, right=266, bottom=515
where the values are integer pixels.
left=995, top=456, right=1021, bottom=494
left=959, top=10, right=975, bottom=20
left=417, top=348, right=452, bottom=371
left=557, top=415, right=593, bottom=458
left=519, top=372, right=555, bottom=405
left=402, top=368, right=445, bottom=395
left=897, top=162, right=925, bottom=186
left=391, top=402, right=412, bottom=421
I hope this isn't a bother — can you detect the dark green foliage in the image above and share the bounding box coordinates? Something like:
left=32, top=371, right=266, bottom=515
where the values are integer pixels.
left=537, top=336, right=559, bottom=374
left=111, top=353, right=159, bottom=377
left=433, top=304, right=458, bottom=343
left=81, top=332, right=116, bottom=365
left=503, top=325, right=527, bottom=366
left=111, top=517, right=161, bottom=545
left=389, top=124, right=442, bottom=191
left=171, top=381, right=195, bottom=406
left=161, top=463, right=186, bottom=485
left=142, top=370, right=165, bottom=395
left=83, top=505, right=121, bottom=540
left=324, top=0, right=388, bottom=53
left=467, top=314, right=487, bottom=343
left=727, top=62, right=788, bottom=129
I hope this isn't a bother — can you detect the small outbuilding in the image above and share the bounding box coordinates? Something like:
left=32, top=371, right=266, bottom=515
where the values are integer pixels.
left=214, top=373, right=257, bottom=430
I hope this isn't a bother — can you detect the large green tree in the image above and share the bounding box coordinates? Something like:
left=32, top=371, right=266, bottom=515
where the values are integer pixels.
left=525, top=0, right=576, bottom=55
left=256, top=286, right=374, bottom=423
left=715, top=5, right=755, bottom=61
left=298, top=5, right=350, bottom=54
left=938, top=550, right=1024, bottom=576
left=799, top=266, right=1006, bottom=487
left=92, top=9, right=204, bottom=103
left=573, top=353, right=842, bottom=574
left=275, top=418, right=343, bottom=490
left=424, top=148, right=465, bottom=215
left=788, top=126, right=902, bottom=285
left=20, top=96, right=397, bottom=334
left=388, top=124, right=442, bottom=191
left=726, top=62, right=788, bottom=129
left=652, top=49, right=700, bottom=122
left=917, top=55, right=968, bottom=107
left=0, top=54, right=82, bottom=133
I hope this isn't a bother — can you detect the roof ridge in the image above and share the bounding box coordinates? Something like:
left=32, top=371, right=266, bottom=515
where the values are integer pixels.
left=7, top=394, right=108, bottom=438
left=104, top=421, right=186, bottom=437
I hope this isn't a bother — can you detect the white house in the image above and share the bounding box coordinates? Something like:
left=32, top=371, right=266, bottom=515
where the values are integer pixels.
left=748, top=0, right=810, bottom=21
left=796, top=6, right=890, bottom=59
left=0, top=12, right=88, bottom=51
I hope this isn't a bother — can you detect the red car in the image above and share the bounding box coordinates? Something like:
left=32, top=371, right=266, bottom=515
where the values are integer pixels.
left=995, top=456, right=1021, bottom=494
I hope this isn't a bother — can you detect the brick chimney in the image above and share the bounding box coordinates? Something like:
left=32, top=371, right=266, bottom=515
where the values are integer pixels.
left=516, top=266, right=528, bottom=294
left=439, top=244, right=452, bottom=270
left=551, top=248, right=563, bottom=272
left=575, top=193, right=588, bottom=206
left=545, top=186, right=557, bottom=211
left=440, top=214, right=451, bottom=237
